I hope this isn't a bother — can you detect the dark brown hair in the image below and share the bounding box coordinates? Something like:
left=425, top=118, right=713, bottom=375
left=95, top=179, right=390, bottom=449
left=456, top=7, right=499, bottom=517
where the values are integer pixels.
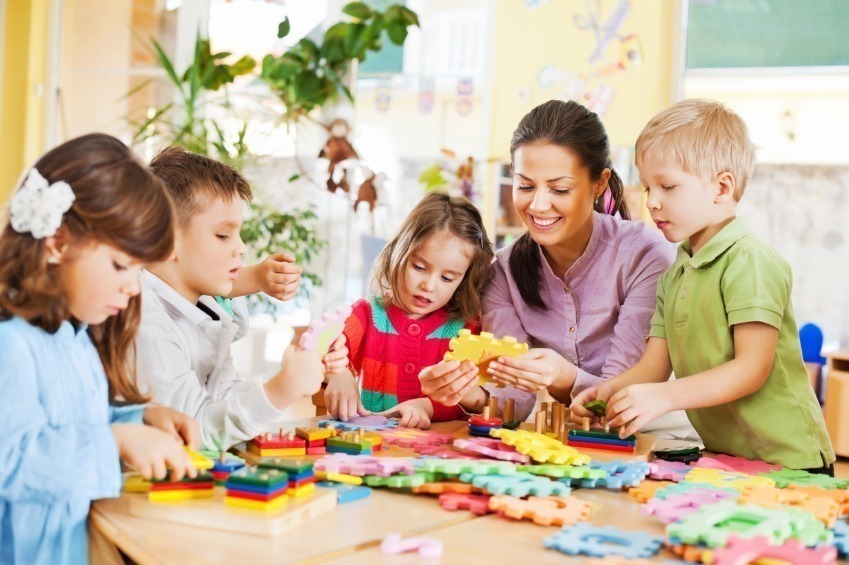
left=508, top=99, right=630, bottom=309
left=371, top=192, right=493, bottom=323
left=0, top=133, right=175, bottom=404
left=149, top=146, right=252, bottom=227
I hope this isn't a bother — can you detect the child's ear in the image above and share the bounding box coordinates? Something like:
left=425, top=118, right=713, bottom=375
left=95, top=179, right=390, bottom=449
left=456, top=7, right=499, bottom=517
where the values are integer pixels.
left=714, top=171, right=736, bottom=203
left=43, top=226, right=69, bottom=264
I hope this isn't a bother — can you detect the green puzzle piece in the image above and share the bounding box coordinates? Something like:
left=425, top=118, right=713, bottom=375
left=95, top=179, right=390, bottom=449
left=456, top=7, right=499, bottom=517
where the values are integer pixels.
left=583, top=399, right=608, bottom=417
left=419, top=459, right=518, bottom=477
left=517, top=464, right=607, bottom=480
left=363, top=473, right=428, bottom=488
left=758, top=468, right=849, bottom=490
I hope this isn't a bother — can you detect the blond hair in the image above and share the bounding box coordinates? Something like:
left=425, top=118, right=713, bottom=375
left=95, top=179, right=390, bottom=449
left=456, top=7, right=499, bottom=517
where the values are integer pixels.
left=635, top=99, right=756, bottom=200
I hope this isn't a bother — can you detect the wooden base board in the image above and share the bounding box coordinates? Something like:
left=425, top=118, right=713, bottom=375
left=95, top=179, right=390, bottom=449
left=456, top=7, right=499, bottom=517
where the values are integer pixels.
left=128, top=485, right=336, bottom=537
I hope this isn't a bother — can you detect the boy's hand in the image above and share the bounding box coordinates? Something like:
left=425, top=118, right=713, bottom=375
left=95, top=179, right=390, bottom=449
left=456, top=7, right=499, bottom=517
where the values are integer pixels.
left=418, top=360, right=479, bottom=406
left=607, top=383, right=673, bottom=438
left=112, top=423, right=197, bottom=482
left=325, top=372, right=370, bottom=421
left=322, top=335, right=349, bottom=374
left=142, top=406, right=200, bottom=450
left=570, top=383, right=615, bottom=427
left=379, top=399, right=432, bottom=429
left=256, top=252, right=302, bottom=301
left=488, top=348, right=575, bottom=393
left=265, top=346, right=324, bottom=409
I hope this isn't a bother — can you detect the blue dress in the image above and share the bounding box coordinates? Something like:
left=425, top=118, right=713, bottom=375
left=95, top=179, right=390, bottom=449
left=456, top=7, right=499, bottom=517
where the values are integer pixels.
left=0, top=316, right=143, bottom=563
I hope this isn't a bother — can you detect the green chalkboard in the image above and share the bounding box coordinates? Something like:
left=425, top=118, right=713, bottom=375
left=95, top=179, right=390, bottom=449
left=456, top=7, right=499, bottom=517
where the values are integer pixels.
left=686, top=0, right=849, bottom=69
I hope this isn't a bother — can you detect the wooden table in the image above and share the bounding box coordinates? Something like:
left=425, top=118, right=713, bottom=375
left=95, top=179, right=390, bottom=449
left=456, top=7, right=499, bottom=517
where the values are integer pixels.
left=90, top=418, right=836, bottom=564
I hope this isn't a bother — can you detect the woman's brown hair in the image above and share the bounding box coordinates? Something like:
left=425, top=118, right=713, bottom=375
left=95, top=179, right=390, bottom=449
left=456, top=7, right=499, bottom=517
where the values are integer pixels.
left=370, top=191, right=493, bottom=323
left=0, top=133, right=175, bottom=404
left=508, top=99, right=630, bottom=309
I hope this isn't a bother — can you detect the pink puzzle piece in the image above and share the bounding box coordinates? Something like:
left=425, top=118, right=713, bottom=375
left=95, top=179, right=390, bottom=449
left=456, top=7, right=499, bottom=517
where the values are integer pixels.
left=642, top=491, right=736, bottom=524
left=314, top=454, right=415, bottom=477
left=298, top=305, right=352, bottom=356
left=694, top=454, right=782, bottom=475
left=711, top=535, right=836, bottom=565
left=381, top=533, right=443, bottom=558
left=380, top=427, right=454, bottom=450
left=438, top=493, right=493, bottom=515
left=648, top=460, right=692, bottom=482
left=418, top=444, right=486, bottom=460
left=453, top=438, right=531, bottom=463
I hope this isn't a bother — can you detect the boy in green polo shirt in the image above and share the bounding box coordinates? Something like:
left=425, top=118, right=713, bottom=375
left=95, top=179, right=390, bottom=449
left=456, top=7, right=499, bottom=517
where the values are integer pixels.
left=571, top=99, right=834, bottom=472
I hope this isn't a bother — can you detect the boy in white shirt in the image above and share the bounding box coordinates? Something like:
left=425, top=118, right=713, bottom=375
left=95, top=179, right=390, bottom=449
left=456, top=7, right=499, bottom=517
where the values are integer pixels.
left=137, top=147, right=346, bottom=449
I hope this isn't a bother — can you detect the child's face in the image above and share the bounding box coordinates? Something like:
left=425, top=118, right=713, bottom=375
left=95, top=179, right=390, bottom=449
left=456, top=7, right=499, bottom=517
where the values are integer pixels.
left=512, top=142, right=607, bottom=250
left=173, top=196, right=246, bottom=301
left=639, top=153, right=724, bottom=247
left=400, top=231, right=473, bottom=320
left=58, top=242, right=142, bottom=325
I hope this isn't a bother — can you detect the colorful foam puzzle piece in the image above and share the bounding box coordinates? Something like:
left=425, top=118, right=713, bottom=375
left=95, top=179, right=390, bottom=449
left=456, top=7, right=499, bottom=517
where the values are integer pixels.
left=759, top=468, right=849, bottom=490
left=443, top=329, right=529, bottom=387
left=490, top=428, right=591, bottom=465
left=832, top=520, right=849, bottom=558
left=710, top=535, right=837, bottom=565
left=684, top=467, right=775, bottom=491
left=419, top=459, right=518, bottom=477
left=461, top=472, right=571, bottom=498
left=381, top=533, right=443, bottom=559
left=319, top=416, right=400, bottom=432
left=298, top=304, right=352, bottom=356
left=544, top=524, right=664, bottom=559
left=642, top=490, right=737, bottom=524
left=411, top=481, right=485, bottom=495
left=576, top=461, right=651, bottom=489
left=627, top=480, right=675, bottom=503
left=453, top=438, right=530, bottom=463
left=517, top=464, right=606, bottom=482
left=648, top=460, right=692, bottom=483
left=490, top=495, right=592, bottom=527
left=438, top=492, right=493, bottom=515
left=787, top=484, right=849, bottom=516
left=654, top=481, right=739, bottom=500
left=738, top=486, right=841, bottom=527
left=666, top=500, right=832, bottom=548
left=316, top=481, right=371, bottom=504
left=693, top=454, right=782, bottom=475
left=363, top=473, right=428, bottom=489
left=379, top=427, right=454, bottom=450
left=313, top=454, right=416, bottom=477
left=417, top=444, right=486, bottom=460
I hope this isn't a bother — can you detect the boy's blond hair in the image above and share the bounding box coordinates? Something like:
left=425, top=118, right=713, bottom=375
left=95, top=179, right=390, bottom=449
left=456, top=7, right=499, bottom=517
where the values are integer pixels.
left=635, top=99, right=756, bottom=201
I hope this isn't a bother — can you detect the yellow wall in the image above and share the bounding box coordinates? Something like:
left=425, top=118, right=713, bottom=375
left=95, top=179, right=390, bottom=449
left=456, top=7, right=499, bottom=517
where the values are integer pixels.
left=1, top=0, right=48, bottom=205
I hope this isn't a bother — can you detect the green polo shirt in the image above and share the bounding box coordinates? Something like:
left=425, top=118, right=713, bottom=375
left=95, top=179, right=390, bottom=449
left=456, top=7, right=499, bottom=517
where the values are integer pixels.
left=649, top=218, right=834, bottom=469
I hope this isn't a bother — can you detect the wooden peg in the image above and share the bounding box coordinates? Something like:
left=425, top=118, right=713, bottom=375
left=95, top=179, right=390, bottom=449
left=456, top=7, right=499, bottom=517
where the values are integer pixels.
left=482, top=405, right=491, bottom=421
left=504, top=398, right=515, bottom=424
left=265, top=432, right=271, bottom=441
left=219, top=452, right=227, bottom=464
left=582, top=417, right=590, bottom=432
left=535, top=410, right=546, bottom=434
left=552, top=405, right=561, bottom=436
left=488, top=396, right=499, bottom=419
left=602, top=417, right=610, bottom=433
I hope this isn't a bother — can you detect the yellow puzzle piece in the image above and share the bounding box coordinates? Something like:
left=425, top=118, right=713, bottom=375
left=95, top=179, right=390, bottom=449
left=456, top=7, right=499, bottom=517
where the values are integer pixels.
left=185, top=447, right=214, bottom=470
left=684, top=467, right=775, bottom=491
left=444, top=329, right=529, bottom=387
left=490, top=428, right=590, bottom=465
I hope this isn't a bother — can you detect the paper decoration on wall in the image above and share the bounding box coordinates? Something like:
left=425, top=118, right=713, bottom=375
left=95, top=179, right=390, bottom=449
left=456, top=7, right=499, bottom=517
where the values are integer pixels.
left=456, top=78, right=473, bottom=116
left=536, top=65, right=615, bottom=118
left=573, top=0, right=633, bottom=66
left=524, top=0, right=553, bottom=7
left=375, top=83, right=391, bottom=113
left=419, top=79, right=435, bottom=115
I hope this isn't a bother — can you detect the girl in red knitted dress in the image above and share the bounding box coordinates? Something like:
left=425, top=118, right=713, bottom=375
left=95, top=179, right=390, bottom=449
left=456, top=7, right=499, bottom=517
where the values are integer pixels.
left=323, top=192, right=493, bottom=428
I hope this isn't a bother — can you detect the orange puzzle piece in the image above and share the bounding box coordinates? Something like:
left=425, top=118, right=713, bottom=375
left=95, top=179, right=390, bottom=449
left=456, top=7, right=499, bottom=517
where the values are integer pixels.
left=786, top=484, right=849, bottom=517
left=444, top=329, right=529, bottom=387
left=627, top=480, right=674, bottom=503
left=738, top=486, right=841, bottom=527
left=412, top=482, right=485, bottom=495
left=488, top=495, right=592, bottom=527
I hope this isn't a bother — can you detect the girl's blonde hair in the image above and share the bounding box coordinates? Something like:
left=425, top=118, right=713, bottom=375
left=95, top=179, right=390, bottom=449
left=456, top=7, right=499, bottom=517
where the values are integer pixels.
left=370, top=192, right=493, bottom=323
left=0, top=133, right=175, bottom=405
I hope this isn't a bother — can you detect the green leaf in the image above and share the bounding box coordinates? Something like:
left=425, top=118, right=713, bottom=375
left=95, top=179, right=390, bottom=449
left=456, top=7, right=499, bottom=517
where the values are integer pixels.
left=342, top=2, right=373, bottom=20
left=399, top=7, right=420, bottom=27
left=277, top=17, right=291, bottom=38
left=387, top=21, right=407, bottom=45
left=288, top=174, right=301, bottom=182
left=343, top=22, right=368, bottom=58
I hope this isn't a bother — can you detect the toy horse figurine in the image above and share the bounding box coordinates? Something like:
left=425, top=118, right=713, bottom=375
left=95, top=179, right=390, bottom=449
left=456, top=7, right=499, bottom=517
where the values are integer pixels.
left=319, top=119, right=358, bottom=193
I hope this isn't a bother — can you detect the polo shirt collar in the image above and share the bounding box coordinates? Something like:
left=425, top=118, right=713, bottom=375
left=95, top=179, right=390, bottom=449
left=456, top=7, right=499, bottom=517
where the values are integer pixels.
left=674, top=217, right=751, bottom=270
left=141, top=270, right=227, bottom=325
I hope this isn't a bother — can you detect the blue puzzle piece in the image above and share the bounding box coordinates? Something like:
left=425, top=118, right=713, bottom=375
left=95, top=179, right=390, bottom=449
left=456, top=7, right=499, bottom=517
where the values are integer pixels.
left=316, top=481, right=371, bottom=504
left=654, top=482, right=739, bottom=500
left=544, top=524, right=664, bottom=559
left=318, top=417, right=399, bottom=432
left=832, top=520, right=849, bottom=558
left=576, top=461, right=650, bottom=489
left=460, top=472, right=571, bottom=497
left=468, top=423, right=501, bottom=434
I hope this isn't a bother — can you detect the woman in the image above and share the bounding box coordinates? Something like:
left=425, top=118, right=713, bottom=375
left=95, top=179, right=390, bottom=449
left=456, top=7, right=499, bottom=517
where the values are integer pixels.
left=421, top=100, right=691, bottom=434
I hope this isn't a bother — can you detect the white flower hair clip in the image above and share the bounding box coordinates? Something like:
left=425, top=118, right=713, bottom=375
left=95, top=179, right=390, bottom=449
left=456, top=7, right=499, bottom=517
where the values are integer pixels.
left=9, top=168, right=75, bottom=239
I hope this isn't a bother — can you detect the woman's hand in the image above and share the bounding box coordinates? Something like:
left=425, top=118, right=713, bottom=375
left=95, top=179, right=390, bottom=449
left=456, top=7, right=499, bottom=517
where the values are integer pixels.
left=488, top=348, right=576, bottom=394
left=419, top=359, right=479, bottom=406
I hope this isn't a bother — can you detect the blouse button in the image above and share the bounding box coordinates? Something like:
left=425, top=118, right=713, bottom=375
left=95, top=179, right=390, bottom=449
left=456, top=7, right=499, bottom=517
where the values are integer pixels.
left=408, top=324, right=421, bottom=336
left=569, top=326, right=576, bottom=333
left=404, top=363, right=416, bottom=374
left=564, top=287, right=570, bottom=293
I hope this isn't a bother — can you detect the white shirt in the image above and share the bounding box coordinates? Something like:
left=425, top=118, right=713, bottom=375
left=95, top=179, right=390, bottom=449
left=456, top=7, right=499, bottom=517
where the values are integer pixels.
left=135, top=271, right=285, bottom=449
